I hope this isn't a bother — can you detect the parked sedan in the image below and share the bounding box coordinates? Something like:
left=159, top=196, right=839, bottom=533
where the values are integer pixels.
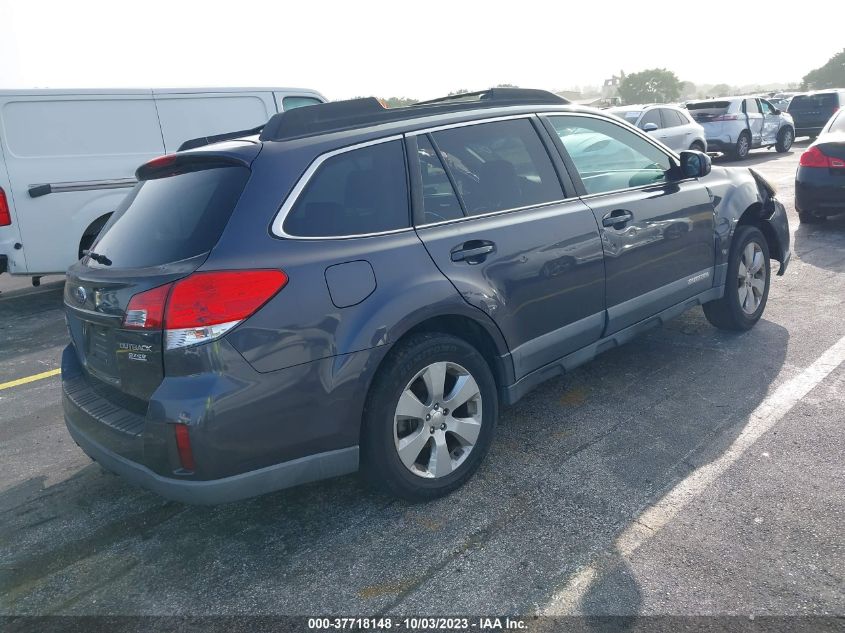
left=795, top=109, right=845, bottom=223
left=687, top=97, right=795, bottom=160
left=608, top=104, right=706, bottom=153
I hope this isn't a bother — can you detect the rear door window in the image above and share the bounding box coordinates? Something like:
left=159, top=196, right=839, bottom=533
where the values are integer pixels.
left=416, top=135, right=464, bottom=224
left=283, top=139, right=410, bottom=237
left=662, top=109, right=686, bottom=127
left=430, top=119, right=563, bottom=216
left=744, top=98, right=761, bottom=114
left=639, top=109, right=662, bottom=129
left=92, top=166, right=250, bottom=268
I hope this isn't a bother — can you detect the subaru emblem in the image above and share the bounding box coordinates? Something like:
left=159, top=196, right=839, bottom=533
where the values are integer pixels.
left=74, top=286, right=87, bottom=304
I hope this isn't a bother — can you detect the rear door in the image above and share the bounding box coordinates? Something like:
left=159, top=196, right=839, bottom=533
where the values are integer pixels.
left=544, top=113, right=716, bottom=334
left=411, top=117, right=605, bottom=379
left=658, top=108, right=690, bottom=151
left=743, top=98, right=764, bottom=147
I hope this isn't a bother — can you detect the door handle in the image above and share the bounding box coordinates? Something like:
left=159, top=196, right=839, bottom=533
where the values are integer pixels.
left=602, top=209, right=634, bottom=228
left=451, top=240, right=496, bottom=263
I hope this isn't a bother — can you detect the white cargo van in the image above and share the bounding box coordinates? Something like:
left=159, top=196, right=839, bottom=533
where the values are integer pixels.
left=0, top=87, right=325, bottom=279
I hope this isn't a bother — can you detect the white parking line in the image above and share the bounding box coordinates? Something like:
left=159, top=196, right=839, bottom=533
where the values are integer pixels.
left=545, top=332, right=845, bottom=614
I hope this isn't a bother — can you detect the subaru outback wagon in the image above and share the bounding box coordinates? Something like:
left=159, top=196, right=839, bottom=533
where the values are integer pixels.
left=62, top=89, right=791, bottom=503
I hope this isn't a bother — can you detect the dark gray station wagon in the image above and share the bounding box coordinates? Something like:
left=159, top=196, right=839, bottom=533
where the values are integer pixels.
left=62, top=89, right=791, bottom=503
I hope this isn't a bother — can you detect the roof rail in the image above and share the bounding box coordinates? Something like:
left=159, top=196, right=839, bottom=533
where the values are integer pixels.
left=259, top=88, right=569, bottom=142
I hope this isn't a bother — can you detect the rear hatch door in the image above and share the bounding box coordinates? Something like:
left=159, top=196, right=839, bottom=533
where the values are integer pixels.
left=64, top=153, right=254, bottom=402
left=789, top=93, right=840, bottom=131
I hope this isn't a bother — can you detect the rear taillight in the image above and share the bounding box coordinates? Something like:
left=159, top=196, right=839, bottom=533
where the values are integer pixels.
left=122, top=270, right=288, bottom=349
left=0, top=188, right=11, bottom=227
left=713, top=114, right=740, bottom=121
left=124, top=283, right=172, bottom=329
left=174, top=424, right=196, bottom=472
left=800, top=146, right=845, bottom=169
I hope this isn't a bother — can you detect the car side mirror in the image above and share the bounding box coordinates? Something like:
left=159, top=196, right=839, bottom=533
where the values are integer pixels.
left=642, top=122, right=659, bottom=132
left=679, top=150, right=711, bottom=178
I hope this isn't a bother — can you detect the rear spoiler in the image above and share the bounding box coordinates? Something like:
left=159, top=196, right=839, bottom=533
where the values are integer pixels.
left=177, top=125, right=264, bottom=151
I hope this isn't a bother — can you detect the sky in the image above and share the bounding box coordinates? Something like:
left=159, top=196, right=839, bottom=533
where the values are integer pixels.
left=1, top=0, right=842, bottom=100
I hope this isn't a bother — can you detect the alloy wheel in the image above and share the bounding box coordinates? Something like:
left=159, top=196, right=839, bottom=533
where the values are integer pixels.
left=393, top=361, right=483, bottom=479
left=738, top=241, right=766, bottom=315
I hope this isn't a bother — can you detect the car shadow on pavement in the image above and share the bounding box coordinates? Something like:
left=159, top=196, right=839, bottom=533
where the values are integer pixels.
left=0, top=304, right=791, bottom=619
left=794, top=214, right=845, bottom=273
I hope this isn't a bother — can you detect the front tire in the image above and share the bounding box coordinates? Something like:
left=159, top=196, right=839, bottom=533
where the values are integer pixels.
left=703, top=226, right=770, bottom=331
left=775, top=127, right=794, bottom=153
left=361, top=333, right=498, bottom=501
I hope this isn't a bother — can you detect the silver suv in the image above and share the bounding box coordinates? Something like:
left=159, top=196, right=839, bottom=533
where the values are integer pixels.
left=686, top=97, right=795, bottom=160
left=608, top=104, right=706, bottom=153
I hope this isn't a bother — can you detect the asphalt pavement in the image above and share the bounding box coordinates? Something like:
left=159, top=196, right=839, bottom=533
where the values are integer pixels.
left=1, top=140, right=843, bottom=621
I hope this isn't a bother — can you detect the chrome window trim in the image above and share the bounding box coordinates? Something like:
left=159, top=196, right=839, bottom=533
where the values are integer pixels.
left=270, top=135, right=408, bottom=240
left=414, top=198, right=588, bottom=231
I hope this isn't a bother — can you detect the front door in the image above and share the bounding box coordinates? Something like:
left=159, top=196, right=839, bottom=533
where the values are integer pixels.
left=410, top=118, right=606, bottom=379
left=759, top=99, right=781, bottom=145
left=544, top=113, right=716, bottom=334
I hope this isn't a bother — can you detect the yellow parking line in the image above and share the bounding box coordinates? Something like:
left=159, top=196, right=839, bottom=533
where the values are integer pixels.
left=0, top=368, right=61, bottom=391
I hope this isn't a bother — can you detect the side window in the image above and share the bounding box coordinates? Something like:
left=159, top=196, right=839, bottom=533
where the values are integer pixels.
left=283, top=140, right=409, bottom=237
left=662, top=109, right=685, bottom=127
left=431, top=119, right=564, bottom=216
left=548, top=115, right=672, bottom=196
left=639, top=109, right=662, bottom=129
left=744, top=98, right=761, bottom=114
left=759, top=100, right=775, bottom=115
left=416, top=135, right=464, bottom=223
left=283, top=96, right=323, bottom=110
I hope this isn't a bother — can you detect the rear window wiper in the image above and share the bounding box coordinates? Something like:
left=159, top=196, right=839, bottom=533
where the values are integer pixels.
left=83, top=250, right=112, bottom=266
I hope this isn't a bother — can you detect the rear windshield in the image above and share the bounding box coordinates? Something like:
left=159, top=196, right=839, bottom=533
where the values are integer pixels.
left=686, top=101, right=730, bottom=122
left=789, top=93, right=838, bottom=111
left=91, top=166, right=249, bottom=268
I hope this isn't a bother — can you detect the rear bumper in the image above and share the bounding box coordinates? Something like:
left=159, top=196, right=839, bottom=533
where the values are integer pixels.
left=65, top=414, right=358, bottom=505
left=61, top=341, right=373, bottom=504
left=704, top=138, right=733, bottom=152
left=794, top=126, right=824, bottom=137
left=795, top=169, right=845, bottom=216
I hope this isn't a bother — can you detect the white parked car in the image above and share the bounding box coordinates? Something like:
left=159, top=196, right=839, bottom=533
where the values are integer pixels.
left=608, top=104, right=707, bottom=153
left=0, top=87, right=326, bottom=280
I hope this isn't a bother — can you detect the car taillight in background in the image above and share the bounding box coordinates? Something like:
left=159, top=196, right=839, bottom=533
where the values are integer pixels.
left=799, top=146, right=845, bottom=169
left=122, top=269, right=288, bottom=349
left=0, top=187, right=11, bottom=227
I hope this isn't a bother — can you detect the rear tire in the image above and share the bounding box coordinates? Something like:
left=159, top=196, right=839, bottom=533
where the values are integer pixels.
left=689, top=141, right=706, bottom=152
left=775, top=127, right=794, bottom=153
left=731, top=132, right=751, bottom=160
left=361, top=333, right=498, bottom=501
left=703, top=226, right=770, bottom=331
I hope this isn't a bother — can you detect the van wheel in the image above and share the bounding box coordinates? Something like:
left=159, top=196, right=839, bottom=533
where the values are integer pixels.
left=703, top=226, right=770, bottom=331
left=775, top=127, right=794, bottom=153
left=731, top=132, right=751, bottom=160
left=361, top=333, right=498, bottom=501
